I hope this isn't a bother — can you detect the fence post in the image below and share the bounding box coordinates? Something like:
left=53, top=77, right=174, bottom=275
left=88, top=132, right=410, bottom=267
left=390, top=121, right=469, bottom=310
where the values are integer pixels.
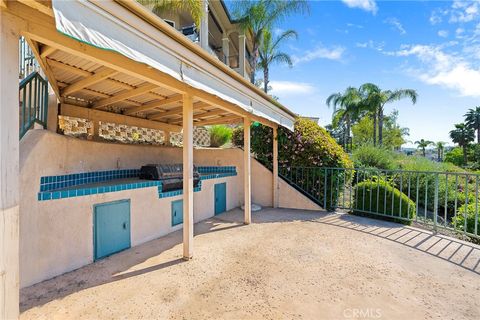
left=434, top=173, right=439, bottom=233
left=323, top=168, right=327, bottom=210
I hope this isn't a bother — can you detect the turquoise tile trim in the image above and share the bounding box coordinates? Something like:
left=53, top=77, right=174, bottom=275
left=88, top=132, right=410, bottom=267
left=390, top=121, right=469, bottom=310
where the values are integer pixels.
left=197, top=166, right=236, bottom=174
left=38, top=180, right=162, bottom=201
left=38, top=166, right=236, bottom=201
left=40, top=169, right=140, bottom=192
left=199, top=172, right=237, bottom=181
left=158, top=186, right=202, bottom=199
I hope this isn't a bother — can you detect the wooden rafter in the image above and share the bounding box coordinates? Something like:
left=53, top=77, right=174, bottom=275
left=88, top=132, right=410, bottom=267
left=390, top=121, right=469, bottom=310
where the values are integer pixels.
left=195, top=109, right=228, bottom=119
left=60, top=103, right=182, bottom=132
left=123, top=94, right=182, bottom=115
left=148, top=102, right=209, bottom=121
left=24, top=37, right=62, bottom=100
left=92, top=83, right=157, bottom=109
left=57, top=82, right=143, bottom=108
left=47, top=58, right=166, bottom=100
left=169, top=109, right=229, bottom=125
left=62, top=68, right=118, bottom=97
left=40, top=45, right=56, bottom=59
left=58, top=81, right=110, bottom=99
left=193, top=115, right=242, bottom=126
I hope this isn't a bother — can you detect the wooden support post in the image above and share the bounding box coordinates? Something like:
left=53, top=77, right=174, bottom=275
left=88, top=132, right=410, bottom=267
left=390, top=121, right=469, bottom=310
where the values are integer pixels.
left=200, top=0, right=209, bottom=50
left=244, top=117, right=251, bottom=224
left=0, top=10, right=20, bottom=320
left=273, top=126, right=279, bottom=208
left=164, top=130, right=171, bottom=146
left=182, top=94, right=194, bottom=260
left=222, top=34, right=229, bottom=65
left=238, top=32, right=246, bottom=78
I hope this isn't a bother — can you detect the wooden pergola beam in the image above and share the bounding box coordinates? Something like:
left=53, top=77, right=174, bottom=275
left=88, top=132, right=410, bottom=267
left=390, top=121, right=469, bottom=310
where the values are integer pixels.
left=169, top=108, right=229, bottom=125
left=62, top=68, right=118, bottom=97
left=124, top=94, right=182, bottom=115
left=148, top=102, right=209, bottom=120
left=193, top=115, right=241, bottom=126
left=92, top=83, right=157, bottom=109
left=60, top=103, right=182, bottom=132
left=47, top=58, right=166, bottom=100
left=23, top=38, right=62, bottom=100
left=40, top=45, right=56, bottom=59
left=58, top=81, right=110, bottom=99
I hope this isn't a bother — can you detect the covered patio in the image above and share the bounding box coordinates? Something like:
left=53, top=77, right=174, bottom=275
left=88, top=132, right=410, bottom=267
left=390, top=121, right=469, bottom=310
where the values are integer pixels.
left=19, top=208, right=480, bottom=319
left=0, top=1, right=296, bottom=318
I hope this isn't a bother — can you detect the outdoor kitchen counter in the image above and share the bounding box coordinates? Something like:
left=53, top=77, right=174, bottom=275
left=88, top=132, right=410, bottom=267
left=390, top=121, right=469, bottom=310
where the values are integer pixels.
left=37, top=168, right=237, bottom=201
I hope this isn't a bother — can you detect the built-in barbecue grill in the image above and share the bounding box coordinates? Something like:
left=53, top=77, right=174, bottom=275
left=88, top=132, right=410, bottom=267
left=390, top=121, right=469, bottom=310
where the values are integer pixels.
left=139, top=164, right=200, bottom=192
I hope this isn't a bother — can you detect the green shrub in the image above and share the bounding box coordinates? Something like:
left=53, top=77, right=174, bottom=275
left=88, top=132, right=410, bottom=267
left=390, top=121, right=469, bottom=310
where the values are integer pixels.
left=232, top=118, right=353, bottom=209
left=445, top=147, right=464, bottom=166
left=353, top=178, right=416, bottom=223
left=352, top=145, right=400, bottom=170
left=232, top=118, right=353, bottom=169
left=208, top=125, right=232, bottom=147
left=452, top=201, right=480, bottom=236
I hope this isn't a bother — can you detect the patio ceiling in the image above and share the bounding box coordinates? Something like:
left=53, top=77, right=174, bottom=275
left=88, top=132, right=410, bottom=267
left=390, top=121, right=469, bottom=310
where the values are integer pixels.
left=40, top=48, right=239, bottom=131
left=11, top=0, right=296, bottom=133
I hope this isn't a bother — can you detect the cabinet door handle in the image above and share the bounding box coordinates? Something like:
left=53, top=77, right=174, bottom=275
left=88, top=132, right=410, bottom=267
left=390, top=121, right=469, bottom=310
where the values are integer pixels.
left=123, top=222, right=127, bottom=230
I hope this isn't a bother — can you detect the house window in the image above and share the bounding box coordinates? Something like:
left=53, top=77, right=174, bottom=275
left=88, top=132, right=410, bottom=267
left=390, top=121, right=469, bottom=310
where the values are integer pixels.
left=164, top=19, right=175, bottom=29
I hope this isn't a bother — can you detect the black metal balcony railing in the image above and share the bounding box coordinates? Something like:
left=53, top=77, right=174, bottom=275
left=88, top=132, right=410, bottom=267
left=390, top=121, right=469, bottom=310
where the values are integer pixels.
left=279, top=167, right=480, bottom=240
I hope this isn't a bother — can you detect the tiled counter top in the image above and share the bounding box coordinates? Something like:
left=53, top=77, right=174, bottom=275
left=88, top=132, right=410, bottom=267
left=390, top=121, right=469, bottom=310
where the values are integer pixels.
left=38, top=166, right=237, bottom=201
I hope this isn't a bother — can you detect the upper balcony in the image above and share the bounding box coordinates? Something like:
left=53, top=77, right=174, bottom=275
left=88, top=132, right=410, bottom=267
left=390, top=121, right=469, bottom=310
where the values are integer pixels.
left=147, top=1, right=253, bottom=81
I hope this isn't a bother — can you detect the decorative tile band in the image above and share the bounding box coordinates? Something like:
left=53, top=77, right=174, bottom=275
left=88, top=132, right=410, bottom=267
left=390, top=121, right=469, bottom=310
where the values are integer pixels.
left=38, top=167, right=237, bottom=201
left=40, top=169, right=140, bottom=192
left=197, top=166, right=236, bottom=174
left=38, top=180, right=162, bottom=201
left=199, top=172, right=237, bottom=181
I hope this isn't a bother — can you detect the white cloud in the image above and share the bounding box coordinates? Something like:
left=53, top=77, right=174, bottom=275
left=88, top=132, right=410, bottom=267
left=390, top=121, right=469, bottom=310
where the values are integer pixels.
left=438, top=30, right=449, bottom=38
left=391, top=44, right=480, bottom=97
left=429, top=11, right=443, bottom=25
left=384, top=18, right=406, bottom=35
left=347, top=23, right=364, bottom=29
left=341, top=0, right=378, bottom=15
left=356, top=40, right=385, bottom=52
left=269, top=81, right=315, bottom=97
left=450, top=0, right=480, bottom=23
left=292, top=45, right=345, bottom=64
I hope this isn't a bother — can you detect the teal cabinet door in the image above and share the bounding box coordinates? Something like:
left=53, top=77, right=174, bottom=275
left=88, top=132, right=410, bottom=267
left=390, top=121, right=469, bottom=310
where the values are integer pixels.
left=94, top=200, right=131, bottom=260
left=172, top=199, right=183, bottom=226
left=214, top=183, right=226, bottom=215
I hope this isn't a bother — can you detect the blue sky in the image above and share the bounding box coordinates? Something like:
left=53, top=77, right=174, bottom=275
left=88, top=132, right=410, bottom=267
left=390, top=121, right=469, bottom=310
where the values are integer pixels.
left=257, top=0, right=480, bottom=148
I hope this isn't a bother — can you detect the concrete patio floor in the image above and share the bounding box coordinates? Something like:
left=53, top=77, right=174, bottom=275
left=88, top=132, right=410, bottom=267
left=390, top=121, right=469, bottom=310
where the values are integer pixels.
left=20, top=208, right=480, bottom=320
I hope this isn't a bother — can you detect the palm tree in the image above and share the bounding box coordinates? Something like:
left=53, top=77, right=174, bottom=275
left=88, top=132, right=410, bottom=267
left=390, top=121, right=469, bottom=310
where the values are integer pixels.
left=359, top=83, right=418, bottom=146
left=326, top=87, right=364, bottom=152
left=415, top=139, right=434, bottom=157
left=450, top=123, right=475, bottom=165
left=138, top=0, right=203, bottom=26
left=233, top=0, right=309, bottom=84
left=258, top=29, right=297, bottom=93
left=435, top=141, right=446, bottom=162
left=464, top=106, right=480, bottom=144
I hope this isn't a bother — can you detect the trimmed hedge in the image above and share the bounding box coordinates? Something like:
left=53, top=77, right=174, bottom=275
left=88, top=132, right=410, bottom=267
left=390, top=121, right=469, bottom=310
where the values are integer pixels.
left=354, top=179, right=416, bottom=224
left=452, top=202, right=480, bottom=236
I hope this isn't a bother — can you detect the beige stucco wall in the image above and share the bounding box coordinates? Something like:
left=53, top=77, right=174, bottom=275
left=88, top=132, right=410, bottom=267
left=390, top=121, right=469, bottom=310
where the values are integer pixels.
left=19, top=130, right=320, bottom=287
